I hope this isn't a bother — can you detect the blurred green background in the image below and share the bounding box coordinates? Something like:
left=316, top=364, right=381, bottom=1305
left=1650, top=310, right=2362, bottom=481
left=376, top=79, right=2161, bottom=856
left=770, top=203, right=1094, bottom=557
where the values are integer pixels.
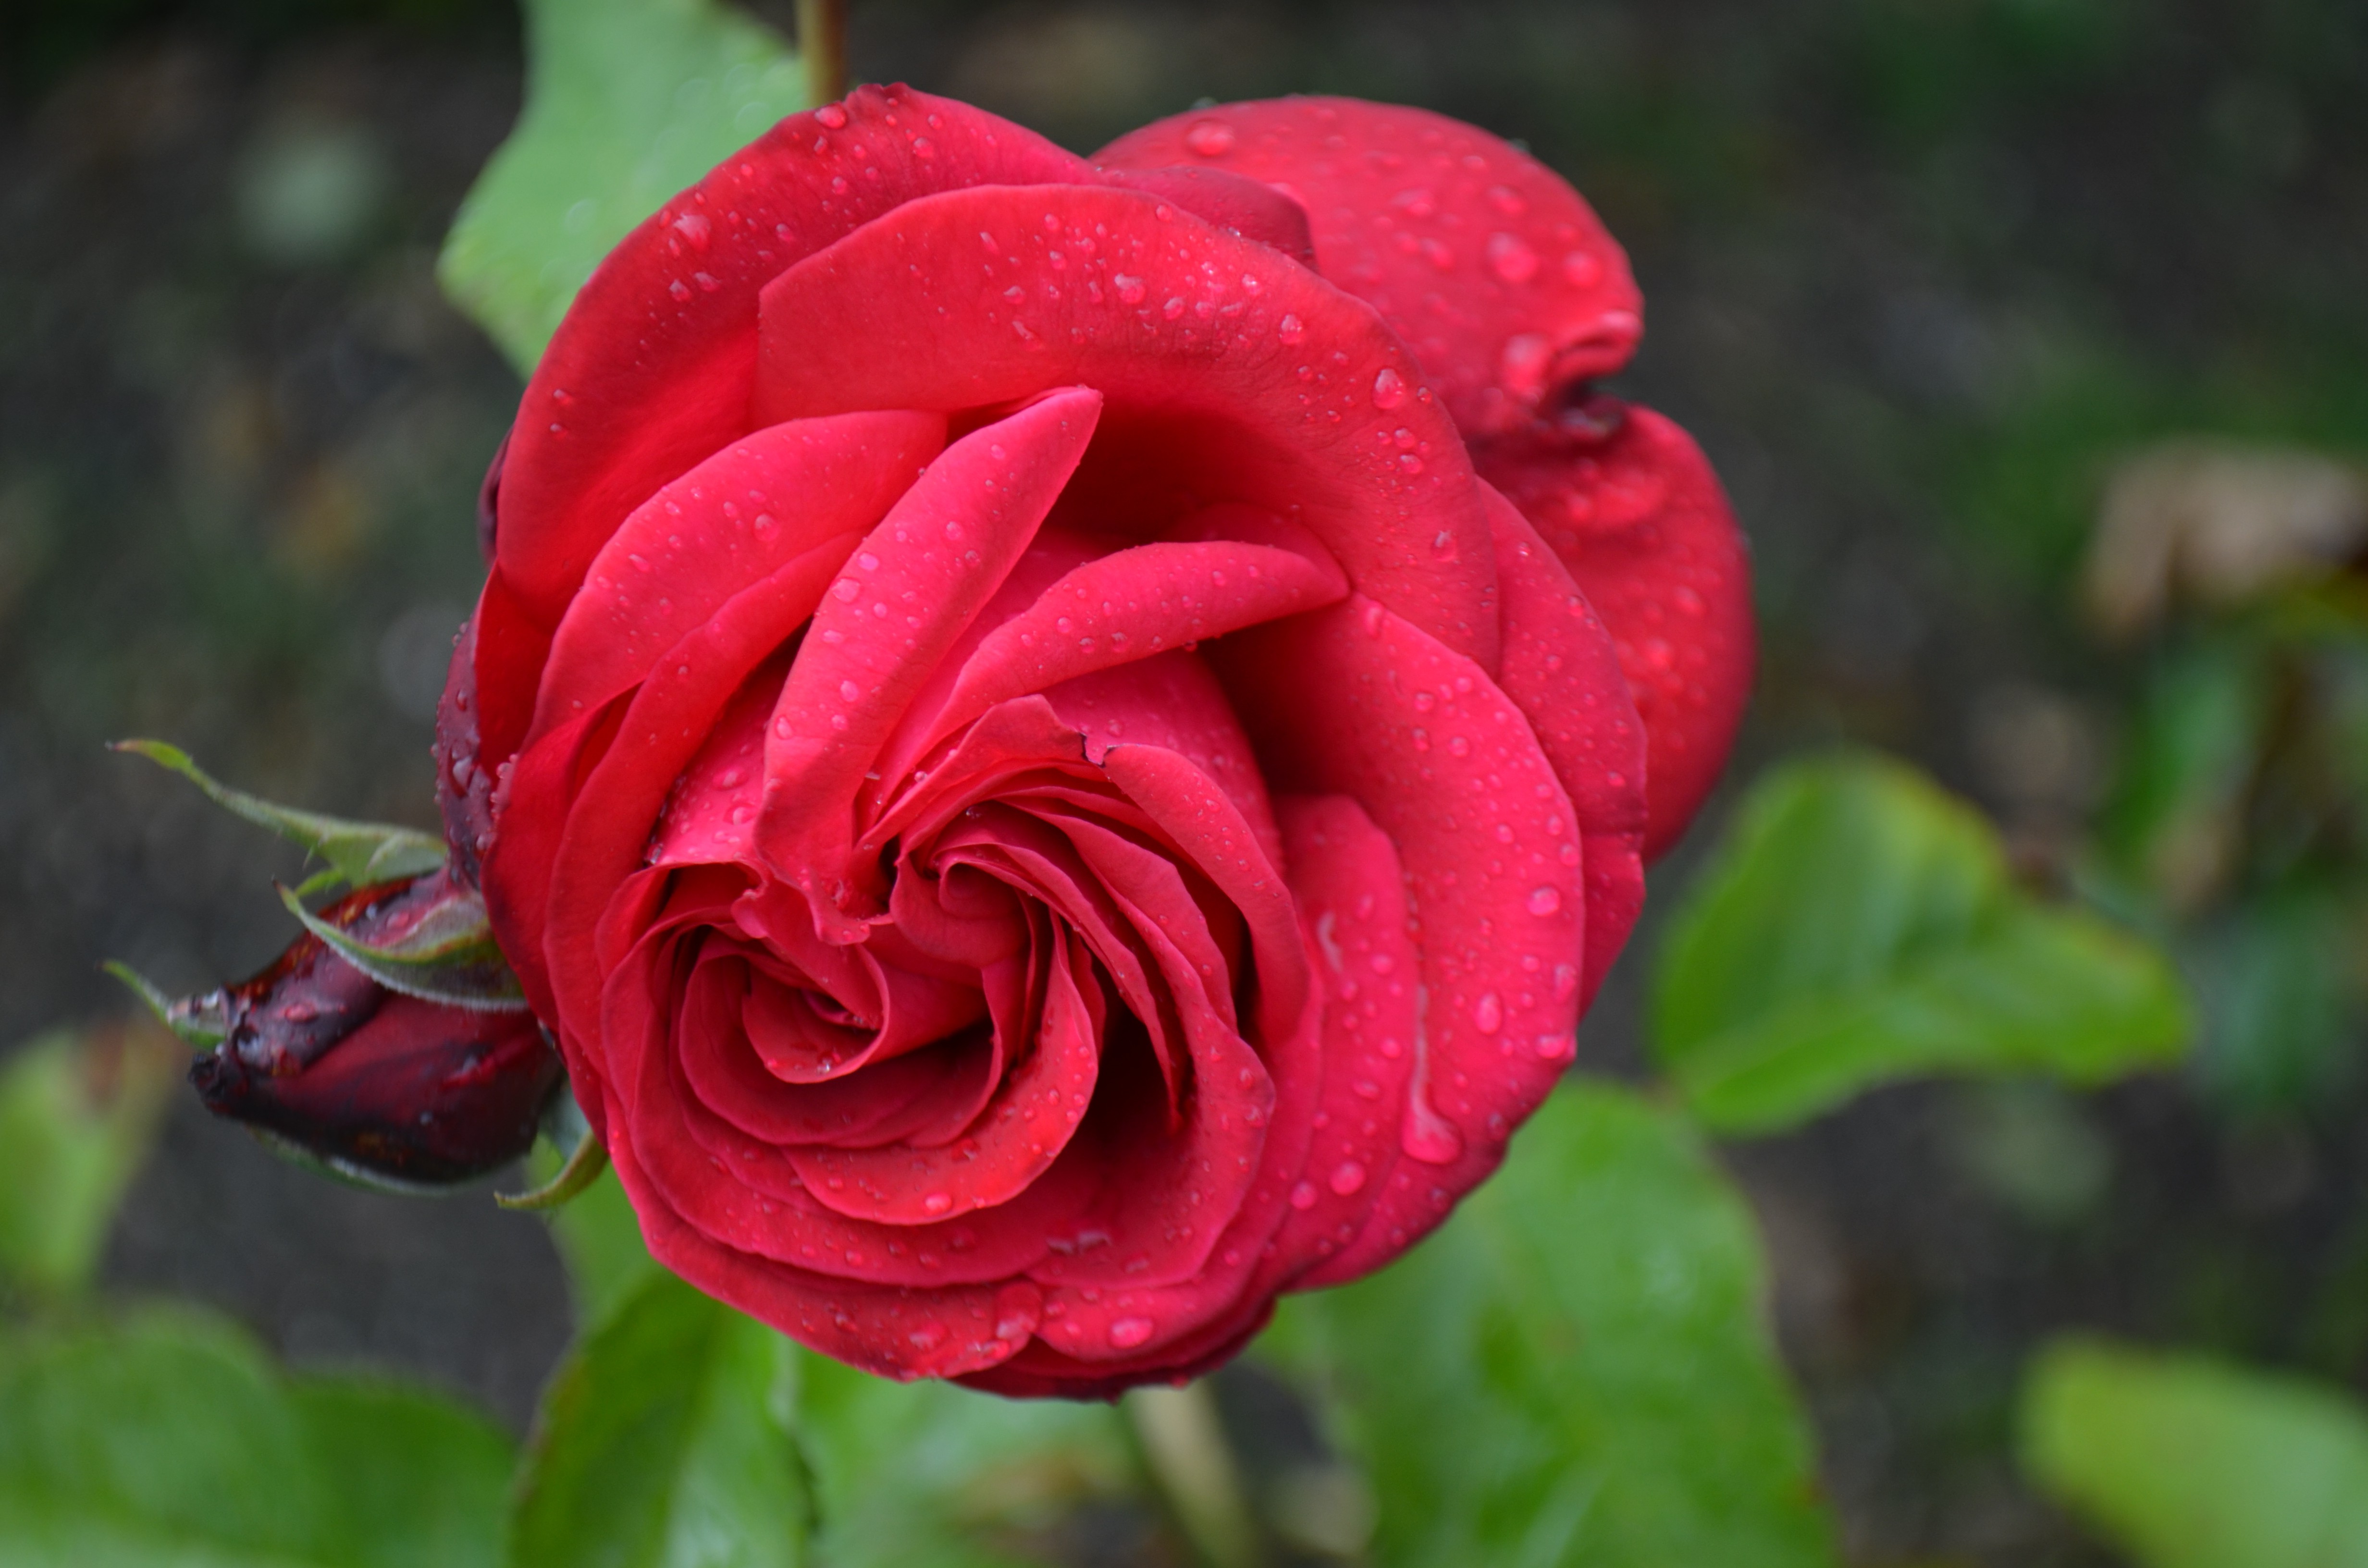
left=2, top=1, right=2366, bottom=1564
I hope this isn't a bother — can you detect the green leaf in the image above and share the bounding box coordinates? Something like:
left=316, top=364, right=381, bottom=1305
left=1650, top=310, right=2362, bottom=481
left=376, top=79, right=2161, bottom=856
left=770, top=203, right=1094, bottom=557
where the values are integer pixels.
left=2096, top=639, right=2272, bottom=910
left=276, top=881, right=527, bottom=1012
left=0, top=1305, right=513, bottom=1568
left=114, top=740, right=447, bottom=894
left=0, top=1026, right=178, bottom=1299
left=534, top=1157, right=659, bottom=1326
left=2020, top=1338, right=2368, bottom=1568
left=1260, top=1082, right=1837, bottom=1568
left=794, top=1357, right=1140, bottom=1568
left=1652, top=752, right=2193, bottom=1135
left=292, top=1380, right=513, bottom=1568
left=437, top=0, right=808, bottom=374
left=509, top=1269, right=809, bottom=1568
left=2194, top=884, right=2361, bottom=1113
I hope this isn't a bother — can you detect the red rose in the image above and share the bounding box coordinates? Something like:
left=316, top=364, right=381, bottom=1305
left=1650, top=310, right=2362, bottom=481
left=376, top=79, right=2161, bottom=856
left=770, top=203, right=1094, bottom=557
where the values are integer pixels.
left=441, top=87, right=1752, bottom=1395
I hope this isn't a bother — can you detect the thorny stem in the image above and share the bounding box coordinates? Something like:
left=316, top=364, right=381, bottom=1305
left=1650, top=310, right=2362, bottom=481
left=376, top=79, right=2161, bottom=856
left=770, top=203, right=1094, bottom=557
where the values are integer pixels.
left=796, top=0, right=847, bottom=108
left=1126, top=1383, right=1267, bottom=1568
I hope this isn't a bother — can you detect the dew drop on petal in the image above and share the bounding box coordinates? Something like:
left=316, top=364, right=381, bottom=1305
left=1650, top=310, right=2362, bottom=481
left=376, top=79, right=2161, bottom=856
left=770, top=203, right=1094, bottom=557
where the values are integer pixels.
left=1329, top=1160, right=1368, bottom=1196
left=1109, top=1316, right=1156, bottom=1348
left=1371, top=367, right=1407, bottom=409
left=1527, top=885, right=1562, bottom=917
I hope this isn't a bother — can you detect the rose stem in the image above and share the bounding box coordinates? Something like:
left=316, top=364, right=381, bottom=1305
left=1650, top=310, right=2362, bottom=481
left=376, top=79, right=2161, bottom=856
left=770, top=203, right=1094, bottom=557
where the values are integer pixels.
left=796, top=0, right=848, bottom=107
left=1126, top=1382, right=1267, bottom=1568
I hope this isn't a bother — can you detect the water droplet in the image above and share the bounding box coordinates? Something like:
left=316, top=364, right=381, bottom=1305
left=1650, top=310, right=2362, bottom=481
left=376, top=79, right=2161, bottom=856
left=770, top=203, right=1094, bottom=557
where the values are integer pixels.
left=1163, top=296, right=1186, bottom=319
left=1371, top=367, right=1407, bottom=409
left=831, top=577, right=861, bottom=601
left=1184, top=119, right=1237, bottom=157
left=1109, top=1316, right=1156, bottom=1348
left=1486, top=231, right=1539, bottom=283
left=922, top=1192, right=953, bottom=1216
left=912, top=136, right=935, bottom=159
left=672, top=212, right=711, bottom=250
left=1527, top=886, right=1562, bottom=917
left=1277, top=312, right=1305, bottom=344
left=1553, top=963, right=1579, bottom=1001
left=1562, top=248, right=1603, bottom=287
left=1403, top=1089, right=1464, bottom=1164
left=1398, top=453, right=1424, bottom=474
left=1473, top=992, right=1504, bottom=1033
left=1289, top=1180, right=1318, bottom=1211
left=1329, top=1160, right=1368, bottom=1196
left=814, top=103, right=849, bottom=130
left=908, top=1319, right=947, bottom=1351
left=839, top=679, right=862, bottom=702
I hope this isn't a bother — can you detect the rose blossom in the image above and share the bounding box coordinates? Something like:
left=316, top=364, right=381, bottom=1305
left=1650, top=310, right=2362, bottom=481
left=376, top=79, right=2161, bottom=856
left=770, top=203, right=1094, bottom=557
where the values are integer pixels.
left=437, top=87, right=1752, bottom=1396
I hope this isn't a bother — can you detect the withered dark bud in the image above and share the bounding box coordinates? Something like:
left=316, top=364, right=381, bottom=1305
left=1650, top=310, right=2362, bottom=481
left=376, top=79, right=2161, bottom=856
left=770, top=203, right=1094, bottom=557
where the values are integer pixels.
left=187, top=870, right=561, bottom=1189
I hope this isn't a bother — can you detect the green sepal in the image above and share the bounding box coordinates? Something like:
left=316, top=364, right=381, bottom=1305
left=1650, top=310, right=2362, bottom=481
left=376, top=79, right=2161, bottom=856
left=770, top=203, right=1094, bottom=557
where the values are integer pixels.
left=499, top=1093, right=610, bottom=1211
left=113, top=739, right=448, bottom=894
left=242, top=1126, right=473, bottom=1199
left=275, top=882, right=527, bottom=1012
left=101, top=960, right=229, bottom=1052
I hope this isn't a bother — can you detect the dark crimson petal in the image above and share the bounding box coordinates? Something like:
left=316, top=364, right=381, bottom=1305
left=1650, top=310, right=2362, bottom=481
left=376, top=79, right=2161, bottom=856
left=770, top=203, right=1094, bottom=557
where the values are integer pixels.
left=1096, top=98, right=1641, bottom=436
left=188, top=875, right=560, bottom=1187
left=750, top=181, right=1502, bottom=672
left=494, top=87, right=1094, bottom=632
left=1475, top=403, right=1754, bottom=858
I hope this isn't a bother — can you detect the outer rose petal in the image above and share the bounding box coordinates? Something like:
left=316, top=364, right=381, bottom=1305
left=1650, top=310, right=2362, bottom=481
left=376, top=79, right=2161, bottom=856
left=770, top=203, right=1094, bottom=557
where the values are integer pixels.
left=1477, top=404, right=1754, bottom=858
left=1483, top=483, right=1647, bottom=1006
left=1097, top=97, right=1642, bottom=436
left=751, top=181, right=1501, bottom=670
left=1221, top=595, right=1586, bottom=1280
left=496, top=87, right=1094, bottom=630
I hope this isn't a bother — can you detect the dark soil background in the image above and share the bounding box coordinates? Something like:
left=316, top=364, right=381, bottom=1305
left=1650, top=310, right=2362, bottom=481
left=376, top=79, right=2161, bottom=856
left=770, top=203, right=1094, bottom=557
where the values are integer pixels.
left=5, top=2, right=2366, bottom=1564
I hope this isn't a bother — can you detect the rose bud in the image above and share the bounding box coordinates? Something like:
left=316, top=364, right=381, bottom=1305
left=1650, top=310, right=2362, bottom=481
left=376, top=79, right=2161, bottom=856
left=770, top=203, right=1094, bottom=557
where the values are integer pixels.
left=443, top=88, right=1753, bottom=1393
left=185, top=870, right=562, bottom=1189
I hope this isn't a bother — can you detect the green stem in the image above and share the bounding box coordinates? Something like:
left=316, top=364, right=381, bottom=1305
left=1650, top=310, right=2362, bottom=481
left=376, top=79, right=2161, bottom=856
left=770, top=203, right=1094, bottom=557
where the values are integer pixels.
left=796, top=0, right=847, bottom=107
left=1126, top=1382, right=1266, bottom=1568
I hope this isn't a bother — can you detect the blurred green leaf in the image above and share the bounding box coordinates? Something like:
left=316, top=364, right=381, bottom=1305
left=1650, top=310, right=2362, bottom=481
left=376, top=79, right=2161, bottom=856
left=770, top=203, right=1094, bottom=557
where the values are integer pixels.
left=291, top=1380, right=514, bottom=1568
left=438, top=0, right=808, bottom=374
left=534, top=1157, right=658, bottom=1327
left=509, top=1268, right=808, bottom=1568
left=0, top=1025, right=178, bottom=1300
left=1653, top=752, right=2193, bottom=1135
left=0, top=1305, right=512, bottom=1567
left=113, top=739, right=448, bottom=894
left=2097, top=640, right=2271, bottom=911
left=796, top=1356, right=1141, bottom=1568
left=2195, top=884, right=2359, bottom=1112
left=1260, top=1082, right=1837, bottom=1568
left=2021, top=1338, right=2368, bottom=1568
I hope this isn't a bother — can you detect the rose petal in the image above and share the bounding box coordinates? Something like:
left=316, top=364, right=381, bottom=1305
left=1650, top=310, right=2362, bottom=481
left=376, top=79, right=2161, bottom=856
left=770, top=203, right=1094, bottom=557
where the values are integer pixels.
left=1096, top=97, right=1641, bottom=435
left=1097, top=165, right=1314, bottom=264
left=751, top=181, right=1500, bottom=670
left=1222, top=594, right=1583, bottom=1280
left=495, top=87, right=1093, bottom=630
left=1483, top=482, right=1647, bottom=1007
left=755, top=389, right=1105, bottom=935
left=1476, top=403, right=1754, bottom=857
left=529, top=410, right=943, bottom=745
